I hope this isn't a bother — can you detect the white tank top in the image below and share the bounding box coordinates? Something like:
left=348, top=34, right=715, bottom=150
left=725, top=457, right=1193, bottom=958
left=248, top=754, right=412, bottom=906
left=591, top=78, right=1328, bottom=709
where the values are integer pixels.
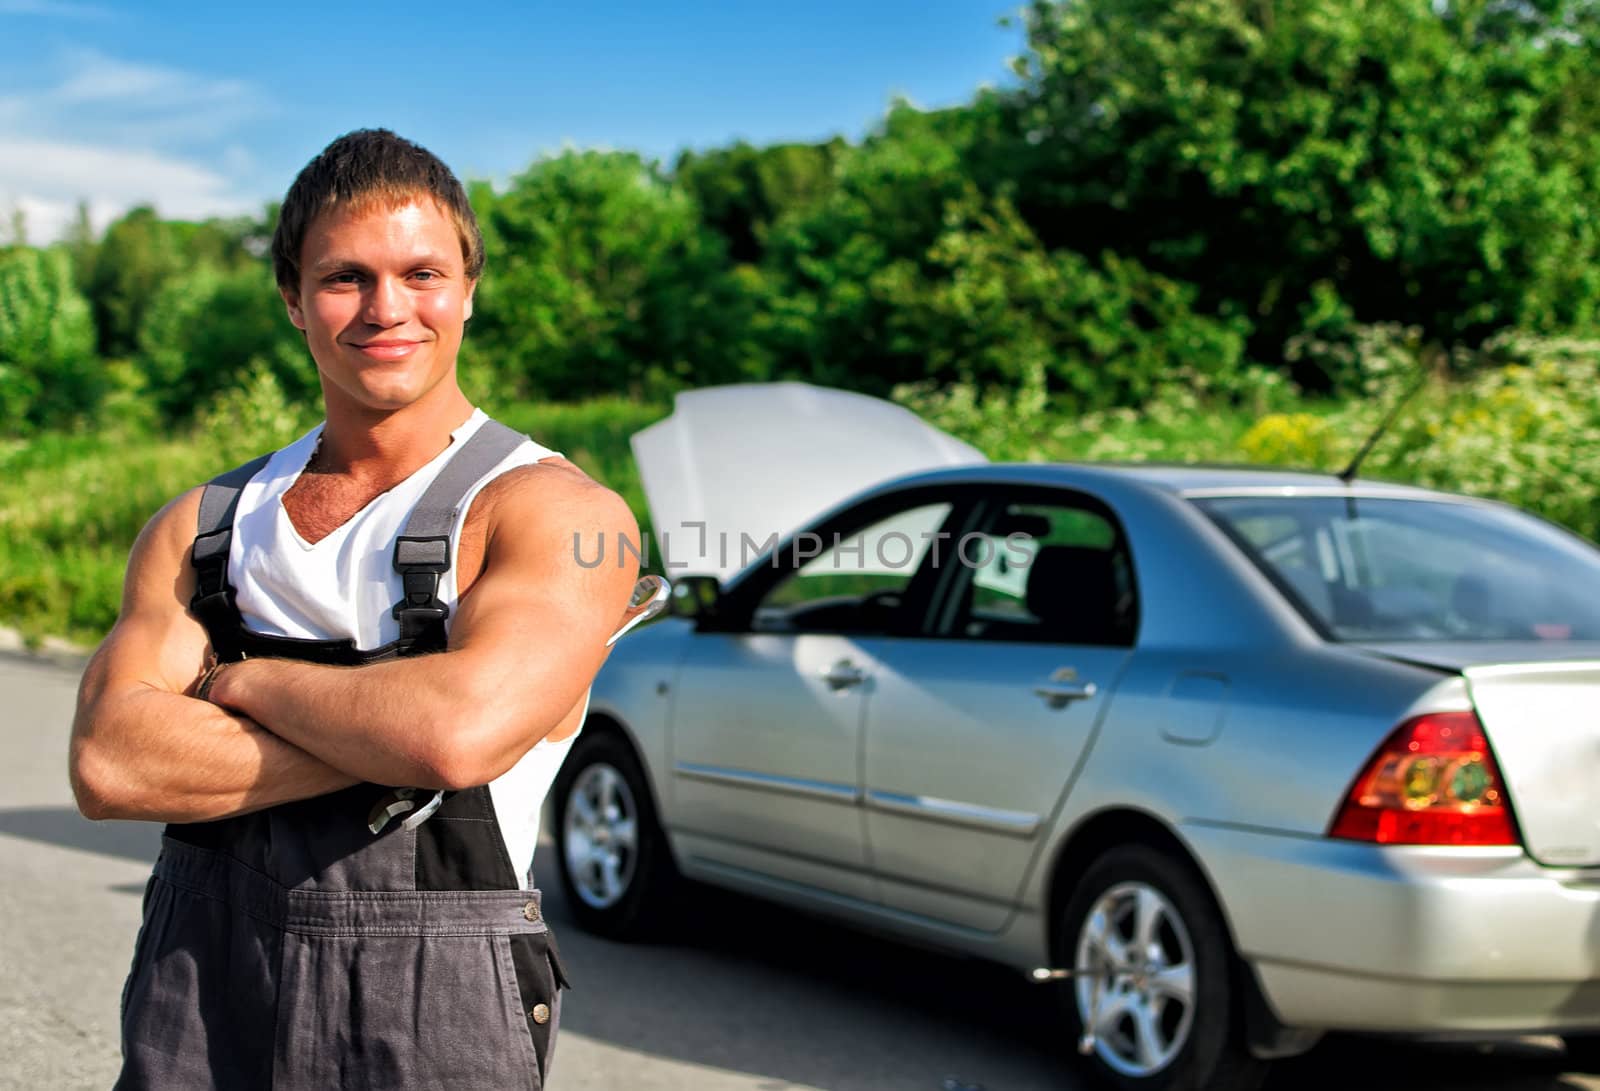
left=226, top=408, right=583, bottom=888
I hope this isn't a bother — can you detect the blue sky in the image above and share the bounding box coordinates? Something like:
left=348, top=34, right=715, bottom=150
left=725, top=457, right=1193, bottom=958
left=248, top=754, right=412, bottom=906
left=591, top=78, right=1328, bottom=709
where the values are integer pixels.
left=0, top=0, right=1025, bottom=242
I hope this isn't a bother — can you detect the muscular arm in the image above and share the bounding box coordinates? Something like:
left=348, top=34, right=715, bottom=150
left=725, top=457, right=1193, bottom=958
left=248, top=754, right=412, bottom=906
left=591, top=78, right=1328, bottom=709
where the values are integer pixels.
left=70, top=489, right=359, bottom=823
left=208, top=468, right=641, bottom=790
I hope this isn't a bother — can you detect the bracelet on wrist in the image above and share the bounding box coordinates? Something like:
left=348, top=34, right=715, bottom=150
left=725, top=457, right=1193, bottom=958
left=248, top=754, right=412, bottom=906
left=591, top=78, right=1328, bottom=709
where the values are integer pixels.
left=195, top=660, right=229, bottom=703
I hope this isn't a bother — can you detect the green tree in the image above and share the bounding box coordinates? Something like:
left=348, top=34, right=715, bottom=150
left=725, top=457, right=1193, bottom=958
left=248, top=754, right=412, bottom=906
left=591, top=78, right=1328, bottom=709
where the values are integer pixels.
left=136, top=262, right=314, bottom=421
left=1011, top=0, right=1600, bottom=386
left=2, top=207, right=27, bottom=248
left=88, top=206, right=267, bottom=358
left=86, top=207, right=187, bottom=357
left=0, top=246, right=103, bottom=432
left=751, top=103, right=979, bottom=390
left=471, top=150, right=758, bottom=399
left=674, top=139, right=845, bottom=264
left=63, top=200, right=97, bottom=292
left=882, top=191, right=1248, bottom=405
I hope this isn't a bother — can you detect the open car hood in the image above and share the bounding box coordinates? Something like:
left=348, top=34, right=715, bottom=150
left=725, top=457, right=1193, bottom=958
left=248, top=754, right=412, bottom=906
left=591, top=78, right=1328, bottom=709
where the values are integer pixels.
left=629, top=382, right=987, bottom=582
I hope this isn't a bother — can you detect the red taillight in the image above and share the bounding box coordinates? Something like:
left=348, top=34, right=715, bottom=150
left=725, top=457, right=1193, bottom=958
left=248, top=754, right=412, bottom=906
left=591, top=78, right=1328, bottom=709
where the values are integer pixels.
left=1329, top=711, right=1518, bottom=846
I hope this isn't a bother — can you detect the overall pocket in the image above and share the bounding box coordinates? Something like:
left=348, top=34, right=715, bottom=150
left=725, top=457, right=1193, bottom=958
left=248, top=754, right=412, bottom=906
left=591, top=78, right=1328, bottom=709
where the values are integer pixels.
left=275, top=930, right=533, bottom=1090
left=504, top=927, right=572, bottom=1086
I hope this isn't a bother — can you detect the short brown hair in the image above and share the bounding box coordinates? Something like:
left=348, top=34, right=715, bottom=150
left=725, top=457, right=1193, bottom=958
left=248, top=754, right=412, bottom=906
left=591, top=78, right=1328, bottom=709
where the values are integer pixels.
left=271, top=128, right=485, bottom=292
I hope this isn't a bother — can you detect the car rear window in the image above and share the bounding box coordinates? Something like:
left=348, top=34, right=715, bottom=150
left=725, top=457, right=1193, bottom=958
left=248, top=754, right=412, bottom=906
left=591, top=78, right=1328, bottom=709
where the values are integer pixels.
left=1193, top=495, right=1600, bottom=642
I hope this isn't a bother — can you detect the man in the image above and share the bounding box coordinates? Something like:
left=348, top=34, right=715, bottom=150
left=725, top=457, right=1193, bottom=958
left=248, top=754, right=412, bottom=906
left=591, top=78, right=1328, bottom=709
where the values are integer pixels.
left=70, top=129, right=642, bottom=1088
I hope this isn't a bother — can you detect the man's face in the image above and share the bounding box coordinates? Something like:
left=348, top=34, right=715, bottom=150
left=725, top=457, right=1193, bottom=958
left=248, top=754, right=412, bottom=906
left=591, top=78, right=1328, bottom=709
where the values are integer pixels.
left=282, top=197, right=475, bottom=414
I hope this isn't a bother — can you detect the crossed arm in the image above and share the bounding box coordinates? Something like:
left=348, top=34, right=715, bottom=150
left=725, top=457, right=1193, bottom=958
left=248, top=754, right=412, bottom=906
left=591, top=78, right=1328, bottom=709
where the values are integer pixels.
left=70, top=468, right=641, bottom=824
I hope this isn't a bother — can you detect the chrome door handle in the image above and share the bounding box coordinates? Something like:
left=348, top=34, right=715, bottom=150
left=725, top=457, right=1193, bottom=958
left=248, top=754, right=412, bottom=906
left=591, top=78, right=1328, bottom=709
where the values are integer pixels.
left=821, top=659, right=866, bottom=691
left=1033, top=682, right=1097, bottom=710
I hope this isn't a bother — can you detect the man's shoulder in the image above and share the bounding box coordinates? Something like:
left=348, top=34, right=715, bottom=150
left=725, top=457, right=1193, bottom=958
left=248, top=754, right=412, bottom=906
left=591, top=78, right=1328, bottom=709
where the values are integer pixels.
left=146, top=484, right=209, bottom=551
left=474, top=457, right=637, bottom=537
left=116, top=483, right=209, bottom=602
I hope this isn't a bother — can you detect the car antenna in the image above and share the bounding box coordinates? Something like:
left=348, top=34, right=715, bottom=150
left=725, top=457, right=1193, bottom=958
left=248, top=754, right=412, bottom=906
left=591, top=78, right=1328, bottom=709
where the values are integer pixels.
left=1336, top=365, right=1433, bottom=485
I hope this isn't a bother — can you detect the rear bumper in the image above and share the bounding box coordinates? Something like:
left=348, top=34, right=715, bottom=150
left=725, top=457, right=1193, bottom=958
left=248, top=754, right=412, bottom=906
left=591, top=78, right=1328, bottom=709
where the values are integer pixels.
left=1185, top=823, right=1600, bottom=1034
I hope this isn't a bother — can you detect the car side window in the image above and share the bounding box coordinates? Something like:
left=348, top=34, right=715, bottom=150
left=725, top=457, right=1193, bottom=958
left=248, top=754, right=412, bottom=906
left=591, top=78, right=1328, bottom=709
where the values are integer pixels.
left=943, top=499, right=1137, bottom=646
left=750, top=502, right=955, bottom=635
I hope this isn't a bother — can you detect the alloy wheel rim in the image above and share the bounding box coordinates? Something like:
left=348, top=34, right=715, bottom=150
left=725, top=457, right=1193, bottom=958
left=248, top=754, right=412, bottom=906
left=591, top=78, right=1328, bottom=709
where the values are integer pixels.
left=1073, top=880, right=1198, bottom=1078
left=563, top=762, right=640, bottom=910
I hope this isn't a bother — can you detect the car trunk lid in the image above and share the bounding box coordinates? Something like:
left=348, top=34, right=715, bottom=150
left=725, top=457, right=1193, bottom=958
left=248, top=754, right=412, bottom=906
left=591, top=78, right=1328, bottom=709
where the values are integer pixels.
left=1461, top=660, right=1600, bottom=867
left=1356, top=643, right=1600, bottom=866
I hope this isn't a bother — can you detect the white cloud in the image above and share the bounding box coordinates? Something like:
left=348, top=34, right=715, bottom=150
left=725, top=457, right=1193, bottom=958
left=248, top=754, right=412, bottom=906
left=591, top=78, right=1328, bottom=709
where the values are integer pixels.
left=0, top=48, right=272, bottom=241
left=0, top=48, right=272, bottom=144
left=4, top=194, right=121, bottom=246
left=54, top=53, right=201, bottom=103
left=0, top=138, right=254, bottom=239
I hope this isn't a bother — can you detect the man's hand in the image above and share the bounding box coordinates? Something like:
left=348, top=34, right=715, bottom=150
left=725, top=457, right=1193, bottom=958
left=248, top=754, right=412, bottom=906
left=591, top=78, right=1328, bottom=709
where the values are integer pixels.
left=207, top=463, right=641, bottom=789
left=70, top=489, right=359, bottom=824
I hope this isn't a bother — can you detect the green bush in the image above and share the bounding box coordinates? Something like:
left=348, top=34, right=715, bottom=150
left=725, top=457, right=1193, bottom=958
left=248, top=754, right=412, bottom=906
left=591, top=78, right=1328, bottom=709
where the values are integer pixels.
left=0, top=247, right=104, bottom=432
left=895, top=361, right=1270, bottom=465
left=881, top=191, right=1250, bottom=407
left=1351, top=334, right=1600, bottom=540
left=902, top=328, right=1600, bottom=543
left=470, top=151, right=759, bottom=401
left=1013, top=0, right=1600, bottom=373
left=137, top=263, right=314, bottom=422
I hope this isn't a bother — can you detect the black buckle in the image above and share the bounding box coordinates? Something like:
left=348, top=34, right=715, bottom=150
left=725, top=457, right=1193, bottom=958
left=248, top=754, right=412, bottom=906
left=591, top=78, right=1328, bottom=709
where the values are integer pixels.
left=190, top=586, right=236, bottom=619
left=191, top=527, right=231, bottom=567
left=393, top=535, right=450, bottom=573
left=392, top=534, right=451, bottom=640
left=392, top=600, right=450, bottom=626
left=191, top=528, right=233, bottom=599
left=398, top=568, right=443, bottom=608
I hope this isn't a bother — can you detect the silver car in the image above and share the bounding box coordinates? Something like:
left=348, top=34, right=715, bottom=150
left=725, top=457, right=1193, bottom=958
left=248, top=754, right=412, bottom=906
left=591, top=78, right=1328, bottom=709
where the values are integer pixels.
left=551, top=387, right=1600, bottom=1090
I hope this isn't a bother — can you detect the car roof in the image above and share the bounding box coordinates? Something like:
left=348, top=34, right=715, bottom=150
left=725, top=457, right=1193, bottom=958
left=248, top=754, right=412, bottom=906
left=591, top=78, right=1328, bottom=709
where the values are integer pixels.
left=872, top=461, right=1473, bottom=502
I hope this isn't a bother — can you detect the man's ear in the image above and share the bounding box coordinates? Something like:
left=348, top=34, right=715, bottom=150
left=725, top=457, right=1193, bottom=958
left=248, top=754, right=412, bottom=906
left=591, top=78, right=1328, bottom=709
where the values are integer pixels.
left=463, top=278, right=477, bottom=323
left=280, top=283, right=307, bottom=331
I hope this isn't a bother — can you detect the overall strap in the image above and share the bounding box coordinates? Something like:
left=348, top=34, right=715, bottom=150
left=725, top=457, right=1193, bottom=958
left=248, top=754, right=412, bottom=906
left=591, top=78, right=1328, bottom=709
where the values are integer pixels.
left=190, top=453, right=273, bottom=660
left=391, top=419, right=529, bottom=647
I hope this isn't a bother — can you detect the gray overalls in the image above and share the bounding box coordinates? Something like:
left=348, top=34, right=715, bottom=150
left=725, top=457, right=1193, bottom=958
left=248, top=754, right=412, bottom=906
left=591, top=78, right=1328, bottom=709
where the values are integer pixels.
left=116, top=420, right=570, bottom=1090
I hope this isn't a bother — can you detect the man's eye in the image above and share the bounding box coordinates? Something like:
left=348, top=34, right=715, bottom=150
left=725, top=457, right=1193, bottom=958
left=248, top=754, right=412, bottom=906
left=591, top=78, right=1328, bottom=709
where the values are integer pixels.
left=327, top=272, right=360, bottom=285
left=412, top=270, right=438, bottom=282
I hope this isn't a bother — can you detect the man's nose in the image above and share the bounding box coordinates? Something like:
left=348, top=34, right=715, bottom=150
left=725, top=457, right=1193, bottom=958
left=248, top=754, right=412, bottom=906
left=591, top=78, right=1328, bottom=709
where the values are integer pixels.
left=363, top=276, right=408, bottom=327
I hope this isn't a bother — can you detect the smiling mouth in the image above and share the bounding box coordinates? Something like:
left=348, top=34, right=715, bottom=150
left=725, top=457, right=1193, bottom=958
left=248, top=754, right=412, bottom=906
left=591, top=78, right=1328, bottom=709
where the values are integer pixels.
left=352, top=341, right=423, bottom=360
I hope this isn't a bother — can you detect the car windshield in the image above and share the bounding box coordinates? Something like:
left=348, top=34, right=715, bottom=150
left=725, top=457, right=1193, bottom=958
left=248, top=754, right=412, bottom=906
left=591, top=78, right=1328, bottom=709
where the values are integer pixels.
left=1193, top=495, right=1600, bottom=642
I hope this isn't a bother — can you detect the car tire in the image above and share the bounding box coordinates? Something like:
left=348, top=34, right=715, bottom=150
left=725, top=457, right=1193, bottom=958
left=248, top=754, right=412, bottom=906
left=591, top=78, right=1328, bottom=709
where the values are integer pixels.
left=551, top=727, right=678, bottom=941
left=1564, top=1035, right=1600, bottom=1073
left=1056, top=845, right=1268, bottom=1091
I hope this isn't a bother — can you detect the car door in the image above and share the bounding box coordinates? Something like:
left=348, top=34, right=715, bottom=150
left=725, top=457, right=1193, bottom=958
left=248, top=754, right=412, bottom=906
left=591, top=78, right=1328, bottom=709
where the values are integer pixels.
left=667, top=488, right=973, bottom=903
left=858, top=487, right=1138, bottom=931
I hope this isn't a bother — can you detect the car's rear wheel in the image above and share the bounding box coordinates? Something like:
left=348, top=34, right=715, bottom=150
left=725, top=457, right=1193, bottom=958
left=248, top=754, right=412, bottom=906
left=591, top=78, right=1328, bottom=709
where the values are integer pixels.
left=552, top=728, right=678, bottom=940
left=1057, top=845, right=1267, bottom=1091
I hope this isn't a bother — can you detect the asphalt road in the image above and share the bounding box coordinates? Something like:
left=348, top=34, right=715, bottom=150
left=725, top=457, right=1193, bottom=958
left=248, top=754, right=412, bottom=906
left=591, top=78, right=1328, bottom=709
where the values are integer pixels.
left=3, top=650, right=1598, bottom=1091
